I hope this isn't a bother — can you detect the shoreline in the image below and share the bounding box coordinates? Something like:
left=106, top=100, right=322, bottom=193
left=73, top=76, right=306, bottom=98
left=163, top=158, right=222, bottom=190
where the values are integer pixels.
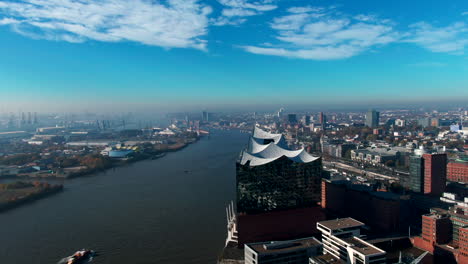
left=2, top=136, right=201, bottom=181
left=68, top=135, right=200, bottom=178
left=0, top=184, right=64, bottom=213
left=0, top=135, right=202, bottom=213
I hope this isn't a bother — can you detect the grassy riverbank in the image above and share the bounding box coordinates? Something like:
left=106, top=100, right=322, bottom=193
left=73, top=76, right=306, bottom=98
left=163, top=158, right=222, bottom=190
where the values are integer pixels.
left=0, top=181, right=63, bottom=213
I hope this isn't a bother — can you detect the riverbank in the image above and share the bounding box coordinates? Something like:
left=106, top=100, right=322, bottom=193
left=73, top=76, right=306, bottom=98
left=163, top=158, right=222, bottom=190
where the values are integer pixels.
left=0, top=137, right=201, bottom=212
left=0, top=181, right=63, bottom=213
left=67, top=136, right=200, bottom=178
left=3, top=135, right=201, bottom=180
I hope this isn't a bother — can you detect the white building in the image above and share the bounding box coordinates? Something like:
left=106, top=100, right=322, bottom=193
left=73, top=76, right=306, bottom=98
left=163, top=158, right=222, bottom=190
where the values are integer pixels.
left=245, top=237, right=322, bottom=264
left=312, top=218, right=386, bottom=264
left=394, top=119, right=405, bottom=127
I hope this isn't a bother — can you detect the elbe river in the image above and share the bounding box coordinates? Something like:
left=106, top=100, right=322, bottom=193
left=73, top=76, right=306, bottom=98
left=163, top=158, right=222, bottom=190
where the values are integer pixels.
left=0, top=129, right=249, bottom=264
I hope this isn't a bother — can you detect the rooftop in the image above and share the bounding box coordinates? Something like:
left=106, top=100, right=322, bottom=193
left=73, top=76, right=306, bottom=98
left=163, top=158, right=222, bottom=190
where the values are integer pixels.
left=246, top=237, right=321, bottom=254
left=239, top=127, right=320, bottom=166
left=341, top=236, right=385, bottom=256
left=318, top=217, right=365, bottom=231
left=310, top=254, right=345, bottom=264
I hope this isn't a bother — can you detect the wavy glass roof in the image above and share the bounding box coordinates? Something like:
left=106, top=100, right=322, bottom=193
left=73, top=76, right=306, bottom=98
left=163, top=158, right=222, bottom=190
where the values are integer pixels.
left=240, top=127, right=319, bottom=166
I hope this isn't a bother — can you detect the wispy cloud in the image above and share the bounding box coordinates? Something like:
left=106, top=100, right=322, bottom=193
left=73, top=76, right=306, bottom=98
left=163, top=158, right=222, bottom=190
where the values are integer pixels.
left=212, top=0, right=277, bottom=26
left=0, top=0, right=212, bottom=50
left=287, top=6, right=322, bottom=14
left=218, top=0, right=277, bottom=12
left=462, top=12, right=468, bottom=16
left=242, top=6, right=400, bottom=60
left=405, top=22, right=468, bottom=54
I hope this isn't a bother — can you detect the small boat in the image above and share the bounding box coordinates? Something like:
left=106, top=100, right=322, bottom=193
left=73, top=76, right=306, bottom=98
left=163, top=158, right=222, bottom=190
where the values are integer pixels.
left=65, top=249, right=94, bottom=264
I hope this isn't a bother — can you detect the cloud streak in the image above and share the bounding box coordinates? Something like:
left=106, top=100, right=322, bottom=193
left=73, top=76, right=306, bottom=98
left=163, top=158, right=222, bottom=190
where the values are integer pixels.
left=405, top=22, right=468, bottom=54
left=212, top=0, right=277, bottom=26
left=0, top=0, right=212, bottom=49
left=242, top=6, right=400, bottom=60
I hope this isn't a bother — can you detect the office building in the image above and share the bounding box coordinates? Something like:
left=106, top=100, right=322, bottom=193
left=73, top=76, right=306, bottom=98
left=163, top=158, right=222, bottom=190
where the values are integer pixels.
left=418, top=118, right=431, bottom=128
left=409, top=155, right=425, bottom=193
left=365, top=110, right=379, bottom=128
left=413, top=206, right=468, bottom=263
left=447, top=159, right=468, bottom=183
left=423, top=153, right=447, bottom=196
left=305, top=115, right=311, bottom=126
left=313, top=218, right=386, bottom=264
left=459, top=227, right=468, bottom=264
left=421, top=213, right=452, bottom=245
left=202, top=111, right=209, bottom=122
left=244, top=237, right=322, bottom=264
left=319, top=112, right=326, bottom=126
left=288, top=114, right=298, bottom=124
left=277, top=108, right=284, bottom=118
left=321, top=179, right=409, bottom=234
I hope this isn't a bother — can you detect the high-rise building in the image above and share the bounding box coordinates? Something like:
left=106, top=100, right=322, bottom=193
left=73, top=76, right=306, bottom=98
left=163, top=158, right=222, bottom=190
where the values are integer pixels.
left=20, top=112, right=25, bottom=126
left=409, top=155, right=425, bottom=193
left=237, top=127, right=322, bottom=213
left=319, top=112, right=326, bottom=125
left=202, top=111, right=209, bottom=122
left=305, top=115, right=311, bottom=126
left=365, top=109, right=380, bottom=128
left=288, top=114, right=297, bottom=124
left=423, top=153, right=447, bottom=196
left=235, top=127, right=324, bottom=245
left=277, top=108, right=284, bottom=118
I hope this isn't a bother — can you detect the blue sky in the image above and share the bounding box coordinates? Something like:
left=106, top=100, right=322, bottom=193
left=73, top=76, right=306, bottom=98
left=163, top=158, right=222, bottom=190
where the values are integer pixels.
left=0, top=0, right=467, bottom=112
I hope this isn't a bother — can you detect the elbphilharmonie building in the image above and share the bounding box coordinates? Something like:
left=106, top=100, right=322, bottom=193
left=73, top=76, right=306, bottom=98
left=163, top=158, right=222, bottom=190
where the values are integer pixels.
left=236, top=127, right=322, bottom=214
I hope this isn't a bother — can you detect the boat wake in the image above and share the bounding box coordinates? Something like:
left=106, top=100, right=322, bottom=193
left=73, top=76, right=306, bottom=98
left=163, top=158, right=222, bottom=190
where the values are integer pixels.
left=57, top=256, right=94, bottom=264
left=57, top=257, right=71, bottom=264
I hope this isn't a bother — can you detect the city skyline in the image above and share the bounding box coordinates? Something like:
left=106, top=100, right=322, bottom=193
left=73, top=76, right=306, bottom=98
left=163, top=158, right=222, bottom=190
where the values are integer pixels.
left=0, top=0, right=467, bottom=111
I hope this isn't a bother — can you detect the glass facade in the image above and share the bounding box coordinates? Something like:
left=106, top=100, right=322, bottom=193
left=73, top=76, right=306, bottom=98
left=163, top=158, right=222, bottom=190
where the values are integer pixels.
left=409, top=155, right=424, bottom=193
left=236, top=156, right=322, bottom=214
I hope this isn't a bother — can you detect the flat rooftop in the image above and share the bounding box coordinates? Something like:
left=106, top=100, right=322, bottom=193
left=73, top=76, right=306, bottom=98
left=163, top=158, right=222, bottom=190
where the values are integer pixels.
left=341, top=237, right=385, bottom=256
left=247, top=237, right=321, bottom=254
left=318, top=218, right=364, bottom=231
left=311, top=254, right=345, bottom=264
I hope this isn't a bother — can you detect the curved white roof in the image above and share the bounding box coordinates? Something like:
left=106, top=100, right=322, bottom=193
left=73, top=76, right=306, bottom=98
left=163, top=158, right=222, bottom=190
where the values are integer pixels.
left=240, top=127, right=320, bottom=166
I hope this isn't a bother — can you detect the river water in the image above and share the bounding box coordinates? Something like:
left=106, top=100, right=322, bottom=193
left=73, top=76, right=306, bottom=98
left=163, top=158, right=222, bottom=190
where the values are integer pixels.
left=0, top=129, right=249, bottom=264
